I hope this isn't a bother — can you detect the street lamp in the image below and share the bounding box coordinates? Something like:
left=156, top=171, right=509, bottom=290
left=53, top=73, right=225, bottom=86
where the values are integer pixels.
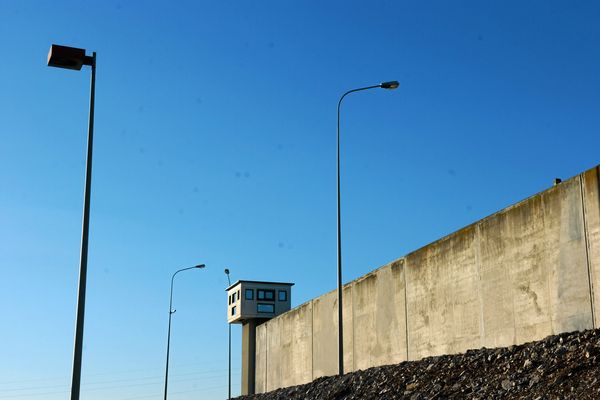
left=164, top=264, right=206, bottom=400
left=224, top=268, right=232, bottom=400
left=47, top=44, right=96, bottom=400
left=336, top=81, right=399, bottom=375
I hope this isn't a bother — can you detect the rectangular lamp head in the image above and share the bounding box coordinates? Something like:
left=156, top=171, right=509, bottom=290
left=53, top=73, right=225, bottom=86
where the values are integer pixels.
left=47, top=44, right=90, bottom=70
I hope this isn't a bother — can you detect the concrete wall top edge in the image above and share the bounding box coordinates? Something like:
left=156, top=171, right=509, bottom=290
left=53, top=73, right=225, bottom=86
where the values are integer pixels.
left=262, top=259, right=406, bottom=329
left=402, top=165, right=597, bottom=261
left=264, top=164, right=598, bottom=332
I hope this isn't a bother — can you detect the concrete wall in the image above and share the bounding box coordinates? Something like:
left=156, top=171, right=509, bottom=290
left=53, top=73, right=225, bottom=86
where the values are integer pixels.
left=352, top=260, right=407, bottom=370
left=255, top=165, right=600, bottom=393
left=583, top=167, right=600, bottom=327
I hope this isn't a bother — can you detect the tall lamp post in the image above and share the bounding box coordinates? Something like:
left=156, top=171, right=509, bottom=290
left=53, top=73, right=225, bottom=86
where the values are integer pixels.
left=224, top=268, right=232, bottom=400
left=164, top=264, right=206, bottom=400
left=336, top=81, right=399, bottom=375
left=47, top=44, right=97, bottom=400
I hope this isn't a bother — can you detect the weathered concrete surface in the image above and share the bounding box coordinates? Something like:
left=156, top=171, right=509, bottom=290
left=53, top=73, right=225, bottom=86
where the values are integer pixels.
left=311, top=290, right=337, bottom=378
left=478, top=177, right=593, bottom=350
left=310, top=290, right=337, bottom=379
left=406, top=225, right=481, bottom=360
left=549, top=177, right=593, bottom=332
left=353, top=260, right=407, bottom=369
left=254, top=165, right=600, bottom=393
left=311, top=283, right=354, bottom=377
left=583, top=167, right=600, bottom=328
left=263, top=302, right=312, bottom=392
left=255, top=323, right=267, bottom=394
left=342, top=284, right=353, bottom=374
left=352, top=259, right=407, bottom=371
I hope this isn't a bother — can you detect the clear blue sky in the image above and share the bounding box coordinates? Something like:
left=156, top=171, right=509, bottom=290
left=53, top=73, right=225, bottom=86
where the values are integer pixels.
left=1, top=1, right=599, bottom=399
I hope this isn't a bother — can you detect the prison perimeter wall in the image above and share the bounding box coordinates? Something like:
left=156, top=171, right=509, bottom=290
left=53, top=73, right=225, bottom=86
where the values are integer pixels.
left=255, top=165, right=600, bottom=393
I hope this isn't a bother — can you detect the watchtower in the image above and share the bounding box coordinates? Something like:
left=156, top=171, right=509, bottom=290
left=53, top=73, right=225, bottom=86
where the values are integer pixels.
left=226, top=280, right=294, bottom=395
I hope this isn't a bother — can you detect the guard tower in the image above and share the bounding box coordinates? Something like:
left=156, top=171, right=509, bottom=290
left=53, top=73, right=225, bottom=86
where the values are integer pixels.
left=226, top=280, right=294, bottom=395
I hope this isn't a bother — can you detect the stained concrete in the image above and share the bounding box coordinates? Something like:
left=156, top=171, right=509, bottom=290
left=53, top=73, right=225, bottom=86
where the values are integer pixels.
left=311, top=289, right=339, bottom=378
left=478, top=177, right=593, bottom=349
left=255, top=323, right=267, bottom=394
left=254, top=165, right=600, bottom=393
left=353, top=260, right=407, bottom=368
left=310, top=283, right=355, bottom=377
left=263, top=302, right=313, bottom=392
left=406, top=224, right=481, bottom=360
left=583, top=167, right=600, bottom=327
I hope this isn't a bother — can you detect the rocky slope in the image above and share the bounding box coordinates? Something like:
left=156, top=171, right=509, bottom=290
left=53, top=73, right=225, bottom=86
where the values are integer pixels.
left=236, top=328, right=600, bottom=399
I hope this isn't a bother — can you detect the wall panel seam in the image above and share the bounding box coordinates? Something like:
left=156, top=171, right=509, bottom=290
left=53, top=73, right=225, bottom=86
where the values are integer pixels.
left=351, top=283, right=355, bottom=372
left=475, top=224, right=485, bottom=347
left=404, top=259, right=410, bottom=361
left=540, top=193, right=554, bottom=335
left=595, top=166, right=600, bottom=328
left=581, top=172, right=597, bottom=328
left=311, top=300, right=314, bottom=381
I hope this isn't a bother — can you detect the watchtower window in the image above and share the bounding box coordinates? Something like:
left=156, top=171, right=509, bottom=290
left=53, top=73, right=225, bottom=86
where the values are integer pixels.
left=257, top=289, right=275, bottom=301
left=278, top=290, right=287, bottom=302
left=257, top=303, right=274, bottom=313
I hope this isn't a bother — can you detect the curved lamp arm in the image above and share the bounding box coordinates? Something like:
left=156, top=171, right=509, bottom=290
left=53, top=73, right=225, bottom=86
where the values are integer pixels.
left=169, top=264, right=205, bottom=313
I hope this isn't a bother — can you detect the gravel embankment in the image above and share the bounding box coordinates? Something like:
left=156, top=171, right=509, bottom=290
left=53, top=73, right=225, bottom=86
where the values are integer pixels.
left=235, top=328, right=600, bottom=399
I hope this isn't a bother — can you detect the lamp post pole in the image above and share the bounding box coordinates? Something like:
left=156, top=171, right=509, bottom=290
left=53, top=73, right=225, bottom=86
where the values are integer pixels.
left=336, top=81, right=399, bottom=376
left=47, top=44, right=96, bottom=400
left=164, top=264, right=206, bottom=400
left=224, top=268, right=232, bottom=400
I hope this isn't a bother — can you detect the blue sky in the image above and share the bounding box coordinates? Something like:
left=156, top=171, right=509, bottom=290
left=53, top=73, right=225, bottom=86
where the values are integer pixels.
left=1, top=1, right=599, bottom=399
